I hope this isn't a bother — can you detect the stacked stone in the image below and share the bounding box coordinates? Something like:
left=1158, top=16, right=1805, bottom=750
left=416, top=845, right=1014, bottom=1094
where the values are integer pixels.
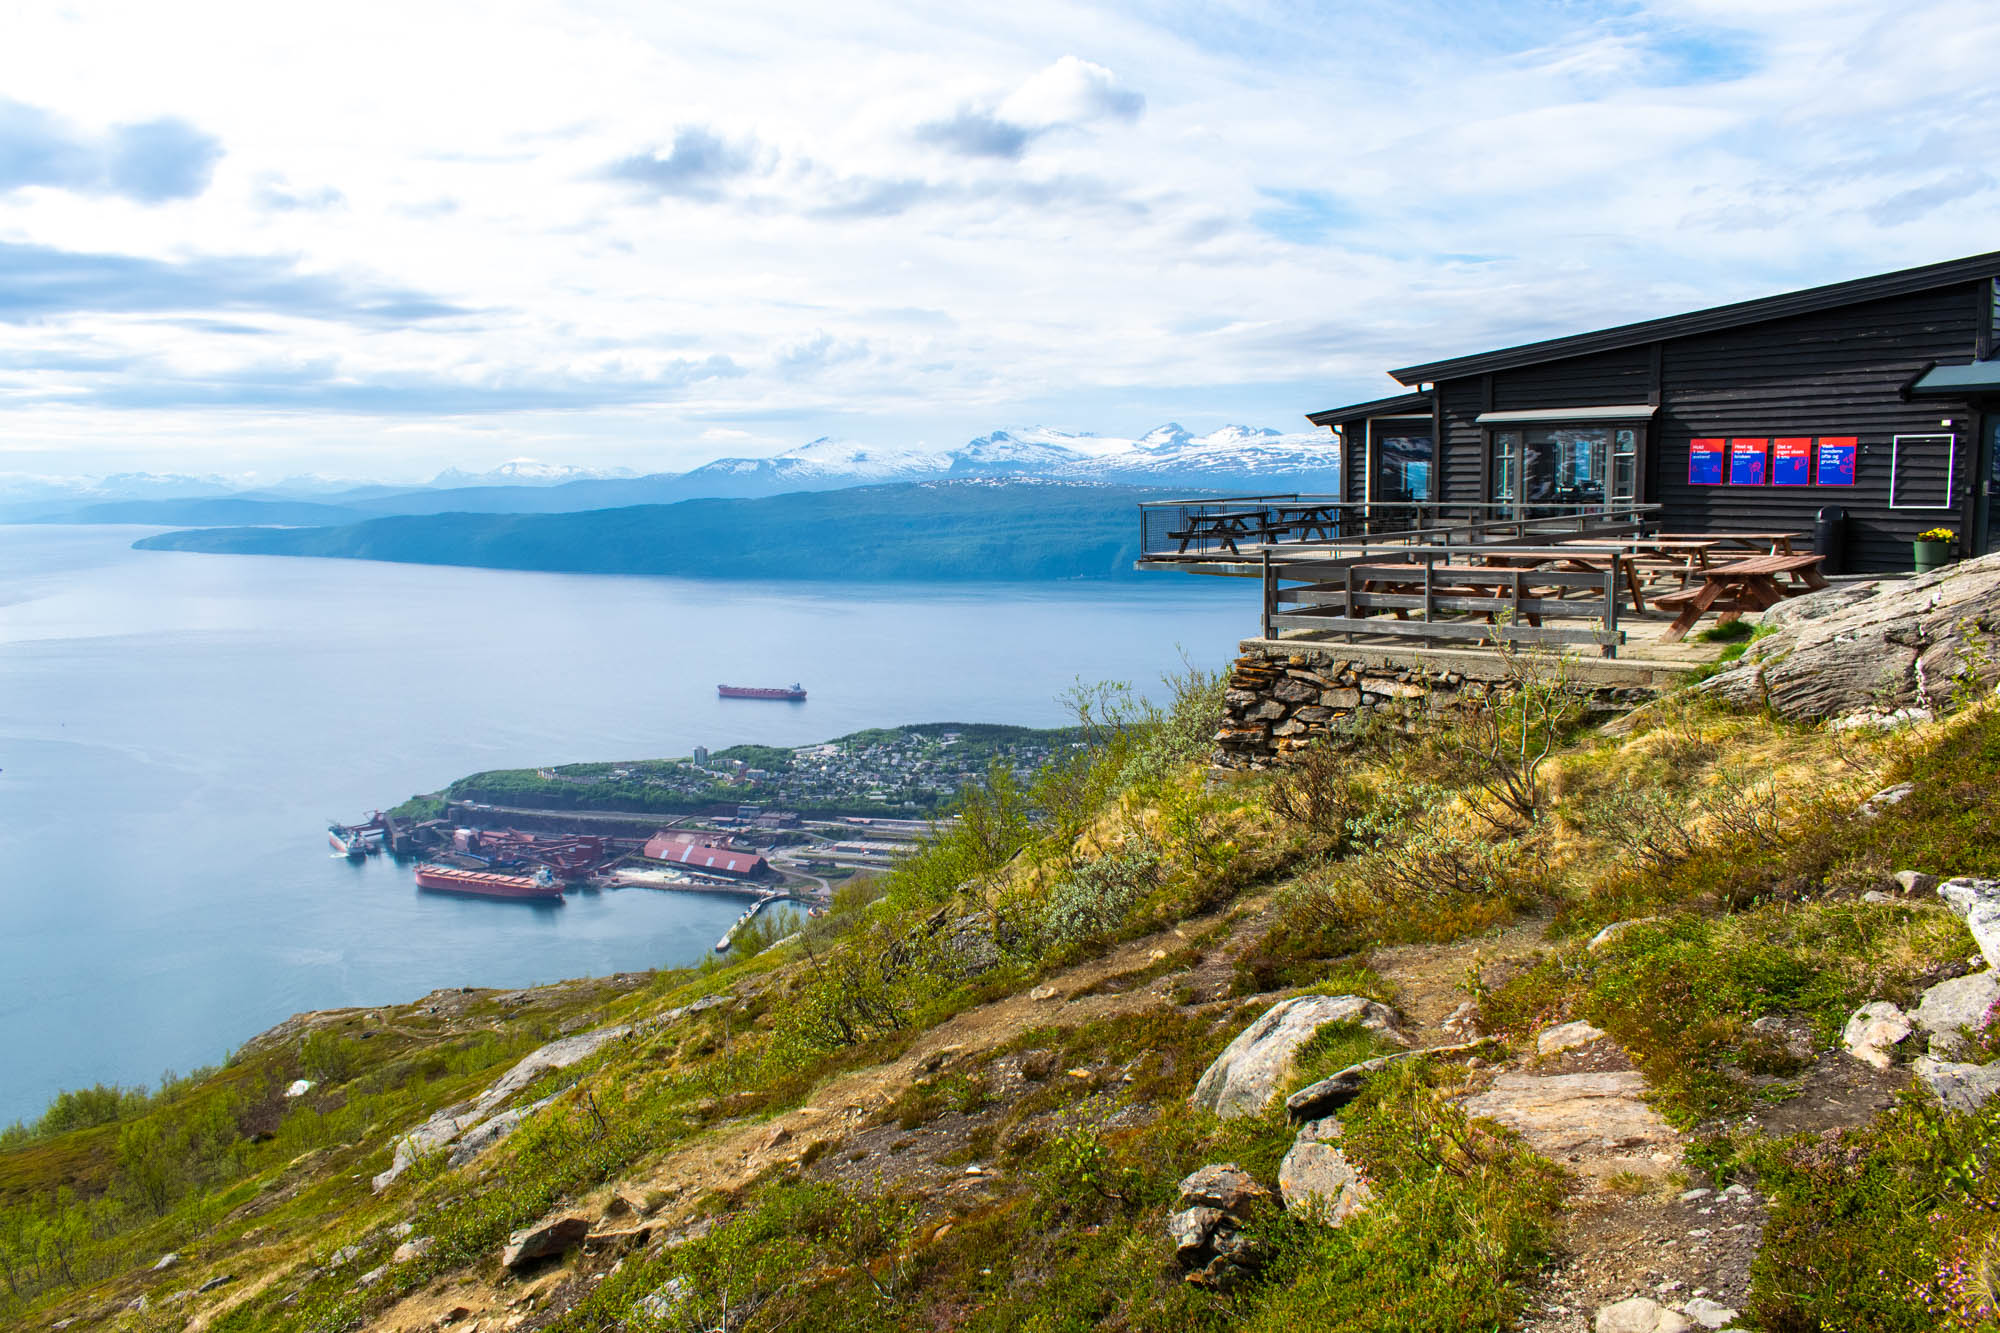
left=1215, top=650, right=1465, bottom=769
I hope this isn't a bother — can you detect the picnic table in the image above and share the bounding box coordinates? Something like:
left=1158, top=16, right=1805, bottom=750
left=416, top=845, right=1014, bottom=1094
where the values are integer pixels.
left=1470, top=547, right=1650, bottom=612
left=1557, top=536, right=1721, bottom=588
left=1654, top=531, right=1810, bottom=555
left=1651, top=554, right=1830, bottom=641
left=1168, top=509, right=1268, bottom=554
left=1269, top=503, right=1345, bottom=543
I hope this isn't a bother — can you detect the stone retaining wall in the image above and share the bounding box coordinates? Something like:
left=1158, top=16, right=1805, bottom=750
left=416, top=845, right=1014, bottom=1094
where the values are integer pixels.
left=1215, top=641, right=1660, bottom=769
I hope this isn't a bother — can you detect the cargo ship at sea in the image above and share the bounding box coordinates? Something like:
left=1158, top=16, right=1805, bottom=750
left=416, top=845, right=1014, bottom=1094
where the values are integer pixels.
left=717, top=683, right=806, bottom=701
left=413, top=863, right=564, bottom=901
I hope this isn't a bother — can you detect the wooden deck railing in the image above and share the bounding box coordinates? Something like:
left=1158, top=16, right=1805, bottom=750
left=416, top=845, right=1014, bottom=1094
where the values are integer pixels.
left=1136, top=497, right=1661, bottom=561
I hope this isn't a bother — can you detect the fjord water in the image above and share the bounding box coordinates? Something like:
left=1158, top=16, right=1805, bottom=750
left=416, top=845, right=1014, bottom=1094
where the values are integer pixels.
left=0, top=526, right=1244, bottom=1124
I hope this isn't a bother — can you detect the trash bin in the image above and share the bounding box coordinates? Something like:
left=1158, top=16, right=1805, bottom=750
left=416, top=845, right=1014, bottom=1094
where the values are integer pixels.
left=1813, top=505, right=1846, bottom=576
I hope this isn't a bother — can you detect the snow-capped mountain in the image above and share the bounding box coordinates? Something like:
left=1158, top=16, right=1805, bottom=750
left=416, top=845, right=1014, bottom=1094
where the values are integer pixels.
left=428, top=459, right=641, bottom=488
left=682, top=423, right=1338, bottom=495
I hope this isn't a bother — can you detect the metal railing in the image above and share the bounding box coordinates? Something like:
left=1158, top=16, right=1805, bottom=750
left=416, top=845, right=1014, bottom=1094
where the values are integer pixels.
left=1136, top=497, right=1662, bottom=561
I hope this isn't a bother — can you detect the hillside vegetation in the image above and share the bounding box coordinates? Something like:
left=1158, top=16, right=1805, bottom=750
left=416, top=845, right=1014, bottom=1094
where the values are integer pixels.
left=129, top=481, right=1162, bottom=582
left=7, top=657, right=2000, bottom=1332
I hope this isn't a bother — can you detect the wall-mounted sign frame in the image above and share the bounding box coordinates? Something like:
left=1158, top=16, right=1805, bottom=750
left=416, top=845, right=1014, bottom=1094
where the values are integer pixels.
left=1816, top=437, right=1857, bottom=486
left=1728, top=438, right=1769, bottom=485
left=1772, top=437, right=1812, bottom=486
left=1689, top=437, right=1726, bottom=485
left=1890, top=433, right=1956, bottom=509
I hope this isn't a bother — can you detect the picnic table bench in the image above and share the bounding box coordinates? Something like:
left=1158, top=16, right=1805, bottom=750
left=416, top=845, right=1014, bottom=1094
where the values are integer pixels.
left=1650, top=553, right=1830, bottom=641
left=1168, top=509, right=1268, bottom=553
left=1468, top=547, right=1651, bottom=612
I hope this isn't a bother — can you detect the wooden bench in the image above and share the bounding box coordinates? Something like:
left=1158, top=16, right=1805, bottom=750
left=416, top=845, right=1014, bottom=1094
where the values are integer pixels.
left=1167, top=510, right=1268, bottom=554
left=1652, top=554, right=1830, bottom=640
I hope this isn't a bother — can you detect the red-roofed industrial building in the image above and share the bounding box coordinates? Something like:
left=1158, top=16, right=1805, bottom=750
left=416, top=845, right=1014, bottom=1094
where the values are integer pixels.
left=641, top=833, right=769, bottom=879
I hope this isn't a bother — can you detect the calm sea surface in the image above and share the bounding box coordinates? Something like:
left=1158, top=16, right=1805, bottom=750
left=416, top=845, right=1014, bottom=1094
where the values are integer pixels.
left=0, top=525, right=1247, bottom=1124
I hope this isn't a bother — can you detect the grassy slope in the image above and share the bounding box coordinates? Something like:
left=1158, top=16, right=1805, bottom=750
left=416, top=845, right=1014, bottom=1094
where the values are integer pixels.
left=6, top=679, right=2000, bottom=1332
left=129, top=481, right=1158, bottom=582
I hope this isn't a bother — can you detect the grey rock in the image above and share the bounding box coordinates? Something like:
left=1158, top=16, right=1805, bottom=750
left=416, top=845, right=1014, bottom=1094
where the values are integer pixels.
left=1895, top=869, right=1940, bottom=895
left=1538, top=1020, right=1609, bottom=1056
left=1831, top=708, right=1933, bottom=732
left=1286, top=1039, right=1495, bottom=1122
left=1190, top=995, right=1407, bottom=1119
left=1911, top=970, right=2000, bottom=1056
left=638, top=1277, right=690, bottom=1319
left=1176, top=1164, right=1269, bottom=1215
left=1167, top=1205, right=1228, bottom=1258
left=356, top=1265, right=387, bottom=1287
left=1595, top=1296, right=1693, bottom=1333
left=1914, top=1056, right=2000, bottom=1113
left=329, top=1244, right=361, bottom=1267
left=1862, top=891, right=1898, bottom=904
left=1278, top=1133, right=1371, bottom=1224
left=1939, top=878, right=2000, bottom=971
left=1440, top=1000, right=1481, bottom=1038
left=1841, top=1001, right=1912, bottom=1070
left=1694, top=552, right=2000, bottom=719
left=151, top=1252, right=179, bottom=1271
left=1680, top=1297, right=1739, bottom=1329
left=500, top=1214, right=591, bottom=1270
left=389, top=1221, right=413, bottom=1238
left=1859, top=783, right=1916, bottom=818
left=195, top=1274, right=235, bottom=1294
left=446, top=1092, right=560, bottom=1168
left=391, top=1237, right=432, bottom=1264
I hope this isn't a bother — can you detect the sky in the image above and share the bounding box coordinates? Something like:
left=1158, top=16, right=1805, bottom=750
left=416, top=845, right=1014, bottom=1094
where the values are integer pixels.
left=1, top=0, right=1997, bottom=483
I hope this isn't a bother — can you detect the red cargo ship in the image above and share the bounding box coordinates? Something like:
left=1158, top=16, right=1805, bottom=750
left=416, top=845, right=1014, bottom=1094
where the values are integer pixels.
left=414, top=863, right=564, bottom=901
left=717, top=683, right=806, bottom=701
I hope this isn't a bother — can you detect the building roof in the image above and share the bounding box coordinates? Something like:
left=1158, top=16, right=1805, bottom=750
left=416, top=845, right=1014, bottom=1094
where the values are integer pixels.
left=1909, top=359, right=2000, bottom=397
left=1386, top=250, right=2000, bottom=386
left=1304, top=391, right=1432, bottom=429
left=642, top=833, right=766, bottom=876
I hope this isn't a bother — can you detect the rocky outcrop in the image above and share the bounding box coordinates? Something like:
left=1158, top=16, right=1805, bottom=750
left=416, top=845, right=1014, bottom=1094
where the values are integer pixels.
left=1694, top=552, right=2000, bottom=720
left=1190, top=995, right=1407, bottom=1119
left=1538, top=1020, right=1609, bottom=1057
left=373, top=1025, right=632, bottom=1190
left=1461, top=1071, right=1677, bottom=1178
left=1167, top=1165, right=1270, bottom=1288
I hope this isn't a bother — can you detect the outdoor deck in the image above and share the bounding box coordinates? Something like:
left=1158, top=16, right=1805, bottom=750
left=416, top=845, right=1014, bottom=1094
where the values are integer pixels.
left=1136, top=495, right=1817, bottom=665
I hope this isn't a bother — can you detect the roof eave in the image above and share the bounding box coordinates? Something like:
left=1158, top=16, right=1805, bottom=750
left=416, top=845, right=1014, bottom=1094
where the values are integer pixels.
left=1305, top=391, right=1433, bottom=429
left=1387, top=250, right=2000, bottom=386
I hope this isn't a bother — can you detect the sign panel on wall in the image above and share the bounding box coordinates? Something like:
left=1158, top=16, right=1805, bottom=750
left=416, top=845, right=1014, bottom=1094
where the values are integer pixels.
left=1728, top=438, right=1769, bottom=486
left=1689, top=437, right=1726, bottom=485
left=1816, top=437, right=1858, bottom=486
left=1772, top=437, right=1812, bottom=486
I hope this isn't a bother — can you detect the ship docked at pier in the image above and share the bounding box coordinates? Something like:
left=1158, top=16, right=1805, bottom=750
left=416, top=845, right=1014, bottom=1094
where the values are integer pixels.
left=717, top=683, right=807, bottom=701
left=413, top=863, right=565, bottom=902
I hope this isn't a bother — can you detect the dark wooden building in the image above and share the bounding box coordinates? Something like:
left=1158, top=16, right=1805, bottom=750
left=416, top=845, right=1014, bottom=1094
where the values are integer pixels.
left=1308, top=251, right=2000, bottom=572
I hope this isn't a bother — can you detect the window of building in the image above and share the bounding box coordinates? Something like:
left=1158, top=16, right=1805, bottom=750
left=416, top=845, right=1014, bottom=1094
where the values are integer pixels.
left=1371, top=422, right=1434, bottom=503
left=1489, top=424, right=1640, bottom=513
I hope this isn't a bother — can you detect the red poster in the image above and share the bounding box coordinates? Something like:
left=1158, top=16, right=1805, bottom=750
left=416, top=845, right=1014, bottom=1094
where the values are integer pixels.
left=1728, top=438, right=1769, bottom=485
left=1689, top=437, right=1726, bottom=485
left=1772, top=437, right=1812, bottom=486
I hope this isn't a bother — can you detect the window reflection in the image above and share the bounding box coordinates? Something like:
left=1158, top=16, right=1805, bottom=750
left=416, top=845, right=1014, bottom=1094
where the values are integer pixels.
left=1491, top=425, right=1639, bottom=514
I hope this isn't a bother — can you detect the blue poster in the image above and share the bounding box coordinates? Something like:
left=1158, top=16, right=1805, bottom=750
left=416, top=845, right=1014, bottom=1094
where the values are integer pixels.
left=1729, top=439, right=1768, bottom=485
left=1816, top=437, right=1858, bottom=486
left=1689, top=438, right=1726, bottom=485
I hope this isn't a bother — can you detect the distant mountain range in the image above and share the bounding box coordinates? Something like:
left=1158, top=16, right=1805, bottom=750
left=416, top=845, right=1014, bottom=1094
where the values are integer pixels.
left=133, top=479, right=1176, bottom=582
left=2, top=423, right=1338, bottom=525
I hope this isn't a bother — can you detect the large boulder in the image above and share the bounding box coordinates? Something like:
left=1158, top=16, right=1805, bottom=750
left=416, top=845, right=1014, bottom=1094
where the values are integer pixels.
left=1190, top=995, right=1407, bottom=1120
left=1595, top=1296, right=1692, bottom=1333
left=1693, top=553, right=2000, bottom=720
left=1914, top=1056, right=2000, bottom=1113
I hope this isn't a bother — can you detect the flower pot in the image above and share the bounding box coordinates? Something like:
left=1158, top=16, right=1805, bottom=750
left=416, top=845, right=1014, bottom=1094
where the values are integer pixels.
left=1913, top=540, right=1954, bottom=573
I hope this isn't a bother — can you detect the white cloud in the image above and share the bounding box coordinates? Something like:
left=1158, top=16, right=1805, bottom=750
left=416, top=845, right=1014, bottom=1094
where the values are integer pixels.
left=0, top=0, right=1994, bottom=478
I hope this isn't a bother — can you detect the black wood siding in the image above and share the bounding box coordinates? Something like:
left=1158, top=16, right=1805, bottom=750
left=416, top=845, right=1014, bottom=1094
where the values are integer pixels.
left=1655, top=284, right=1977, bottom=572
left=1426, top=282, right=1982, bottom=572
left=1437, top=379, right=1485, bottom=502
